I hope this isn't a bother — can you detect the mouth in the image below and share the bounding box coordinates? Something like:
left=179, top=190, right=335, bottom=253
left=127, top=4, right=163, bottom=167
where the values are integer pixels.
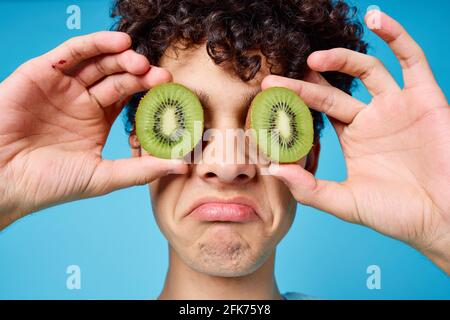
left=186, top=196, right=261, bottom=223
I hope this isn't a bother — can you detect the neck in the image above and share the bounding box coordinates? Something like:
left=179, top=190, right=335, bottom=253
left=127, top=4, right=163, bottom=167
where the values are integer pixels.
left=158, top=246, right=282, bottom=300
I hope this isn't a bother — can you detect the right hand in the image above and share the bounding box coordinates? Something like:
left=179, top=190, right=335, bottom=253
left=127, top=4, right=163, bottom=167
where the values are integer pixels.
left=0, top=31, right=187, bottom=229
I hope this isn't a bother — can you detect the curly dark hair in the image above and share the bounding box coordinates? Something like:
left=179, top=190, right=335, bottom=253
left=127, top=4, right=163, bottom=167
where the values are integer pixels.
left=111, top=0, right=367, bottom=138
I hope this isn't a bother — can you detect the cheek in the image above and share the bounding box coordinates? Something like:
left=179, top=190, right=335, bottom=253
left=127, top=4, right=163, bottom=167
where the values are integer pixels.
left=279, top=181, right=297, bottom=213
left=150, top=175, right=186, bottom=227
left=262, top=176, right=297, bottom=238
left=278, top=179, right=297, bottom=222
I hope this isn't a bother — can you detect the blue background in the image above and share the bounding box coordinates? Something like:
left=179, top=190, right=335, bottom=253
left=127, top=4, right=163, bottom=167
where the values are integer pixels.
left=0, top=0, right=448, bottom=299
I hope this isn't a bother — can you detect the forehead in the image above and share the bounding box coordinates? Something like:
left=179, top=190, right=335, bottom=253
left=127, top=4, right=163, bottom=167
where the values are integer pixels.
left=159, top=44, right=268, bottom=108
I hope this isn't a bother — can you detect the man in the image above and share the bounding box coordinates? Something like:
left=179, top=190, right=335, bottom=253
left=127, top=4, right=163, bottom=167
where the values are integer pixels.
left=0, top=0, right=448, bottom=300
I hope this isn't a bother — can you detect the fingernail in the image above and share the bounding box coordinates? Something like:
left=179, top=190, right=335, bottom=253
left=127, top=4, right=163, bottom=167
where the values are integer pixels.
left=261, top=75, right=280, bottom=89
left=149, top=66, right=172, bottom=83
left=366, top=8, right=382, bottom=30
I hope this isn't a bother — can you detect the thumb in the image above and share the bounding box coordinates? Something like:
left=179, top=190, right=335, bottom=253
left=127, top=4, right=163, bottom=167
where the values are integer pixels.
left=269, top=164, right=358, bottom=223
left=87, top=156, right=188, bottom=196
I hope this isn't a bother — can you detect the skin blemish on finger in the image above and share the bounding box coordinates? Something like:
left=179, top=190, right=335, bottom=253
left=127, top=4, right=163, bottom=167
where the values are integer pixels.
left=51, top=59, right=67, bottom=69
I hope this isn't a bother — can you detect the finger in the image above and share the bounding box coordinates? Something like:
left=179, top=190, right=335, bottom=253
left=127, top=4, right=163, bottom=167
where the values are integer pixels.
left=307, top=48, right=401, bottom=96
left=74, top=50, right=151, bottom=87
left=41, top=31, right=132, bottom=72
left=88, top=66, right=172, bottom=107
left=304, top=71, right=347, bottom=135
left=365, top=10, right=436, bottom=88
left=87, top=156, right=188, bottom=195
left=262, top=75, right=366, bottom=124
left=269, top=164, right=359, bottom=223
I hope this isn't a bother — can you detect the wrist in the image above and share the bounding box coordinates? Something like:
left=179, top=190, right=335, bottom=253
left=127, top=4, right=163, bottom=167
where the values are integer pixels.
left=418, top=232, right=450, bottom=275
left=0, top=185, right=24, bottom=230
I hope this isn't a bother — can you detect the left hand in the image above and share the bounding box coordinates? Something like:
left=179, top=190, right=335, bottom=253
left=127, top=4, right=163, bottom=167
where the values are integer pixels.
left=263, top=11, right=450, bottom=273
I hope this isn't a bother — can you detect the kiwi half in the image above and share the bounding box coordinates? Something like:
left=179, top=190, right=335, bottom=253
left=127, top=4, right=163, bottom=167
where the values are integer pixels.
left=135, top=83, right=204, bottom=159
left=247, top=87, right=314, bottom=163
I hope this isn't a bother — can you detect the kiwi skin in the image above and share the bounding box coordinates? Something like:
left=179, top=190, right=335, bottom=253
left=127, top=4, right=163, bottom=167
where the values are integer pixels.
left=245, top=87, right=314, bottom=164
left=135, top=83, right=204, bottom=160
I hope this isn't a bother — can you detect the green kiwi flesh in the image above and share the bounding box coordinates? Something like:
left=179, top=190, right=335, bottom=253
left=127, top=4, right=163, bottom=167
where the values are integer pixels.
left=249, top=87, right=314, bottom=163
left=135, top=83, right=204, bottom=159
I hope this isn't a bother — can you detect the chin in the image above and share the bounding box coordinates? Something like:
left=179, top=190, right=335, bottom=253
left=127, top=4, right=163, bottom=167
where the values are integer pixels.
left=183, top=233, right=270, bottom=277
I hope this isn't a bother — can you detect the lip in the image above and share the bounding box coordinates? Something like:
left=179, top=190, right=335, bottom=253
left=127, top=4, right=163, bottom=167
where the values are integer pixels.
left=186, top=196, right=261, bottom=222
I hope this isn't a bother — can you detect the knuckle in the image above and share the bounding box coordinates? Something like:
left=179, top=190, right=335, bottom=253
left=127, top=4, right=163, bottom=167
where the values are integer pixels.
left=368, top=55, right=381, bottom=67
left=64, top=34, right=99, bottom=61
left=321, top=91, right=336, bottom=113
left=359, top=56, right=379, bottom=80
left=113, top=78, right=128, bottom=98
left=337, top=53, right=350, bottom=71
left=65, top=41, right=84, bottom=62
left=75, top=74, right=89, bottom=87
left=403, top=48, right=426, bottom=69
left=94, top=59, right=108, bottom=75
left=64, top=35, right=82, bottom=46
left=294, top=83, right=305, bottom=98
